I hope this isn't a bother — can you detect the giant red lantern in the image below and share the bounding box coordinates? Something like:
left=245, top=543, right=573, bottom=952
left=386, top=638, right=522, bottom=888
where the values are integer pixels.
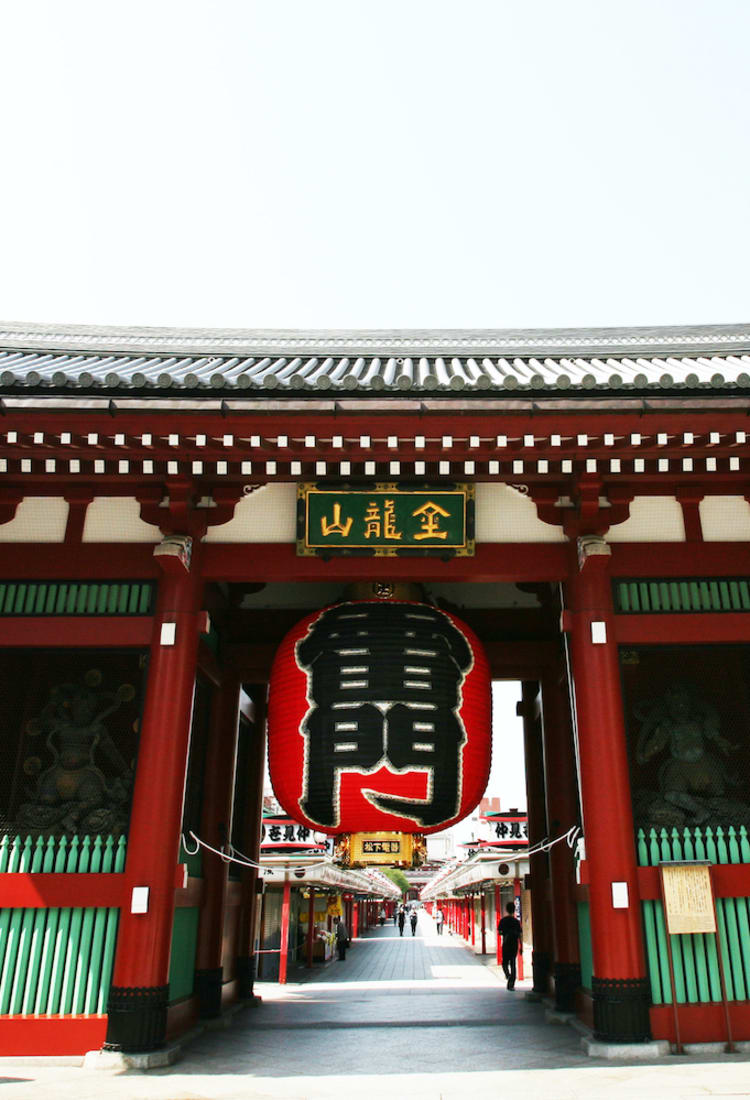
left=267, top=600, right=491, bottom=835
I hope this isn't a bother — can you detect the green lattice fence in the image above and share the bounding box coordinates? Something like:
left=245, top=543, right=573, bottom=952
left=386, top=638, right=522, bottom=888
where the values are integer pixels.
left=0, top=834, right=125, bottom=1015
left=615, top=578, right=750, bottom=614
left=0, top=581, right=154, bottom=616
left=637, top=826, right=750, bottom=1004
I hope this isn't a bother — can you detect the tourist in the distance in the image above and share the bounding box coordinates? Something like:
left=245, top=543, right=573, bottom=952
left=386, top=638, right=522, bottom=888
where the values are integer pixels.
left=497, top=902, right=522, bottom=990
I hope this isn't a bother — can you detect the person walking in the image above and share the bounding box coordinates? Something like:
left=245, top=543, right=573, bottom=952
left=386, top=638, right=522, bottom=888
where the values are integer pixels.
left=435, top=907, right=444, bottom=935
left=409, top=908, right=418, bottom=936
left=497, top=901, right=522, bottom=990
left=397, top=906, right=406, bottom=937
left=379, top=907, right=386, bottom=926
left=335, top=915, right=349, bottom=961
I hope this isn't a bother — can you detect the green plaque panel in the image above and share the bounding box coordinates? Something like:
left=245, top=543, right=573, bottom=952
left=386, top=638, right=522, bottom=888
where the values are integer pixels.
left=297, top=483, right=474, bottom=557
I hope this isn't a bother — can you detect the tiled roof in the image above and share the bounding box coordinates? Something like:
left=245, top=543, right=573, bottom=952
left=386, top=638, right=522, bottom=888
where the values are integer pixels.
left=1, top=321, right=750, bottom=396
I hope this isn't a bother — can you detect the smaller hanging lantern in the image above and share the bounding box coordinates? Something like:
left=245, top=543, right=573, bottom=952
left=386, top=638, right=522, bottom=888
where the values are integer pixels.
left=268, top=586, right=491, bottom=836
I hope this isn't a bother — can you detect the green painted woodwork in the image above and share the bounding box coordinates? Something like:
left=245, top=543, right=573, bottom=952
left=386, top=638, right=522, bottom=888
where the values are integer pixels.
left=615, top=578, right=750, bottom=614
left=576, top=901, right=593, bottom=990
left=168, top=907, right=200, bottom=1003
left=0, top=581, right=154, bottom=616
left=637, top=825, right=750, bottom=1004
left=0, top=833, right=125, bottom=1017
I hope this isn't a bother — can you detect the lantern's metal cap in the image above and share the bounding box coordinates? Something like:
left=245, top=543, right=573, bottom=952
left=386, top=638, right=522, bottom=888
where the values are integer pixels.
left=344, top=581, right=425, bottom=602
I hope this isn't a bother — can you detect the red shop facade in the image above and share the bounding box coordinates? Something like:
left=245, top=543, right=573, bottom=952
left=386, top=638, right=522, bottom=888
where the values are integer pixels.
left=1, top=320, right=750, bottom=1054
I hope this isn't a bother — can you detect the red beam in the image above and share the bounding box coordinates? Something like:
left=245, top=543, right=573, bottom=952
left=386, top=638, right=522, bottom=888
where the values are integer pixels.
left=202, top=542, right=568, bottom=583
left=611, top=543, right=750, bottom=577
left=637, top=864, right=750, bottom=900
left=0, top=873, right=127, bottom=908
left=0, top=617, right=153, bottom=647
left=651, top=1002, right=750, bottom=1044
left=0, top=545, right=157, bottom=578
left=0, top=1016, right=108, bottom=1056
left=6, top=408, right=750, bottom=437
left=615, top=614, right=750, bottom=645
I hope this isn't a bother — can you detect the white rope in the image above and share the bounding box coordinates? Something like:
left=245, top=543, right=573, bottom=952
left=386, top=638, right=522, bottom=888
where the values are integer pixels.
left=525, top=824, right=581, bottom=859
left=182, top=830, right=330, bottom=873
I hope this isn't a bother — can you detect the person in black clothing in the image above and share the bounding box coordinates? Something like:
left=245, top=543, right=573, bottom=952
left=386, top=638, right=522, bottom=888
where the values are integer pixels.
left=409, top=909, right=418, bottom=936
left=397, top=907, right=406, bottom=936
left=334, top=916, right=349, bottom=960
left=497, top=901, right=522, bottom=990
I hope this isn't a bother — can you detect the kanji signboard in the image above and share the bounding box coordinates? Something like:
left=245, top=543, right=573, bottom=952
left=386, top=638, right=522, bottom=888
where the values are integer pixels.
left=267, top=600, right=492, bottom=835
left=297, top=484, right=474, bottom=556
left=480, top=810, right=529, bottom=847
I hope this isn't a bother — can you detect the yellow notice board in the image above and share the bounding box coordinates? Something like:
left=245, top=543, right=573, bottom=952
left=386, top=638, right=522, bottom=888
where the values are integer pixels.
left=350, top=832, right=413, bottom=866
left=660, top=863, right=716, bottom=935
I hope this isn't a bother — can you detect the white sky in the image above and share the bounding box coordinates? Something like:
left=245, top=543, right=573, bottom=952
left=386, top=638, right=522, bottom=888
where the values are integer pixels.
left=1, top=1, right=749, bottom=330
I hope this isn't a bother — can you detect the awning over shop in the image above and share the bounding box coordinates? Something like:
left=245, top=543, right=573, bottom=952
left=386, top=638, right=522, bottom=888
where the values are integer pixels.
left=259, top=854, right=401, bottom=898
left=420, top=850, right=529, bottom=900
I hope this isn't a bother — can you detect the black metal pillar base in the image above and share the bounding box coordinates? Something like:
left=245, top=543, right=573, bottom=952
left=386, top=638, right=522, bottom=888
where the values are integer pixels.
left=531, top=949, right=552, bottom=995
left=592, top=976, right=651, bottom=1042
left=194, top=967, right=223, bottom=1019
left=236, top=954, right=257, bottom=999
left=553, top=961, right=581, bottom=1013
left=103, top=985, right=169, bottom=1053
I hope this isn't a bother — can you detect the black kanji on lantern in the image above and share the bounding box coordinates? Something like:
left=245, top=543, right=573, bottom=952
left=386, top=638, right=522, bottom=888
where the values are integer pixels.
left=295, top=602, right=474, bottom=828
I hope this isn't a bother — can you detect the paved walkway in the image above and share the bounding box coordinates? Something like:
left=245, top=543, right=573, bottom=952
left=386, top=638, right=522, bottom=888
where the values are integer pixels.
left=2, top=910, right=750, bottom=1099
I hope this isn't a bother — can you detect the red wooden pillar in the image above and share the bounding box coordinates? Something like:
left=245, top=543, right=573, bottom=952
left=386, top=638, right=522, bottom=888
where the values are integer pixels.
left=541, top=667, right=581, bottom=1013
left=480, top=891, right=487, bottom=955
left=306, top=888, right=315, bottom=968
left=514, top=877, right=524, bottom=981
left=105, top=545, right=204, bottom=1053
left=470, top=895, right=476, bottom=947
left=566, top=538, right=649, bottom=1042
left=519, top=680, right=554, bottom=996
left=352, top=901, right=359, bottom=940
left=195, top=676, right=242, bottom=1018
left=495, top=885, right=502, bottom=965
left=236, top=694, right=267, bottom=999
left=279, top=880, right=292, bottom=985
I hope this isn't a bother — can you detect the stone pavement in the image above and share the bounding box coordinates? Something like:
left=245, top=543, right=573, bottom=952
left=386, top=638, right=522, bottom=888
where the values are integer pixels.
left=2, top=909, right=750, bottom=1099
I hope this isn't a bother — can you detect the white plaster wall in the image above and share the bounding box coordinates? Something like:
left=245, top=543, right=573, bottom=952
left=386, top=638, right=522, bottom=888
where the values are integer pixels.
left=0, top=497, right=68, bottom=542
left=606, top=496, right=685, bottom=542
left=474, top=483, right=566, bottom=543
left=203, top=484, right=297, bottom=543
left=700, top=496, right=750, bottom=541
left=82, top=497, right=162, bottom=543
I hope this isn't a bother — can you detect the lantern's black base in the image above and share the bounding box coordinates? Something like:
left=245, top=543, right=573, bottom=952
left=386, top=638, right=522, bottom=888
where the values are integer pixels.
left=195, top=967, right=224, bottom=1019
left=531, top=949, right=552, bottom=995
left=103, top=985, right=169, bottom=1053
left=592, top=976, right=651, bottom=1043
left=553, top=961, right=581, bottom=1013
left=236, top=955, right=257, bottom=999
